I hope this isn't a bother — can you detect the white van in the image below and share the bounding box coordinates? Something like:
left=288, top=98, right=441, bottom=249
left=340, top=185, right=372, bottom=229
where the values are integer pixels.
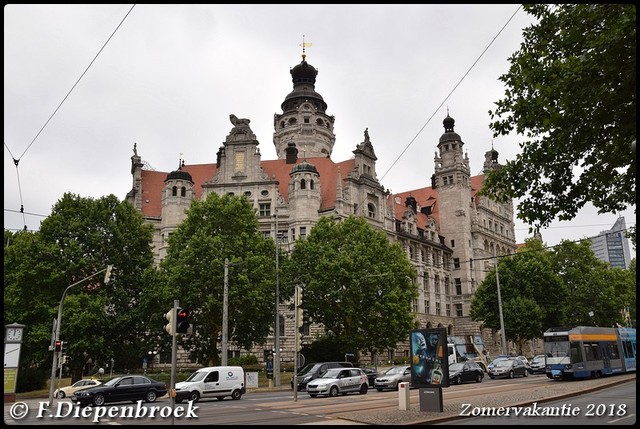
left=175, top=366, right=246, bottom=402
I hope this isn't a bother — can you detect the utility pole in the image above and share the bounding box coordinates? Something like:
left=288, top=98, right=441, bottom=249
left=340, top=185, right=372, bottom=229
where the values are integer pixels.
left=274, top=209, right=281, bottom=387
left=222, top=258, right=229, bottom=366
left=494, top=250, right=507, bottom=355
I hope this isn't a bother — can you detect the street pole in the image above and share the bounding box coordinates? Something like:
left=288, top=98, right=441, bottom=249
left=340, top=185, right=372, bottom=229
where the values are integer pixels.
left=48, top=265, right=112, bottom=404
left=222, top=258, right=229, bottom=366
left=170, top=300, right=178, bottom=426
left=494, top=249, right=507, bottom=355
left=293, top=285, right=300, bottom=402
left=274, top=209, right=281, bottom=387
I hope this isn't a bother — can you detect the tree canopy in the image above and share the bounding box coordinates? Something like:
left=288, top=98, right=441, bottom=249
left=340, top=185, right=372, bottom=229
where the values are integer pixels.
left=145, top=192, right=277, bottom=366
left=282, top=215, right=418, bottom=358
left=481, top=4, right=636, bottom=240
left=3, top=193, right=155, bottom=389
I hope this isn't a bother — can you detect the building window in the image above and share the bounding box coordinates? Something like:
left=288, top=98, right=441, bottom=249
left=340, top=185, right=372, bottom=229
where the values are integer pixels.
left=367, top=203, right=376, bottom=218
left=455, top=304, right=463, bottom=317
left=172, top=186, right=177, bottom=196
left=434, top=275, right=440, bottom=293
left=450, top=239, right=455, bottom=248
left=181, top=187, right=186, bottom=197
left=300, top=226, right=307, bottom=239
left=310, top=180, right=314, bottom=190
left=300, top=179, right=306, bottom=190
left=446, top=304, right=451, bottom=316
left=436, top=302, right=441, bottom=316
left=453, top=258, right=460, bottom=269
left=261, top=190, right=269, bottom=196
left=291, top=228, right=296, bottom=241
left=259, top=203, right=271, bottom=217
left=455, top=278, right=462, bottom=295
left=425, top=300, right=430, bottom=314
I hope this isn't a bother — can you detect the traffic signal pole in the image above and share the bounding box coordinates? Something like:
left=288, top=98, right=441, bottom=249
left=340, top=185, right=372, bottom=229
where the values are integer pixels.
left=48, top=265, right=113, bottom=404
left=169, top=300, right=178, bottom=426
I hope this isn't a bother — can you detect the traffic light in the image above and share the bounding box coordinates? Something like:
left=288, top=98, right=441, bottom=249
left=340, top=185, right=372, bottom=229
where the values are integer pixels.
left=176, top=308, right=190, bottom=334
left=54, top=340, right=62, bottom=352
left=164, top=309, right=175, bottom=335
left=297, top=326, right=304, bottom=351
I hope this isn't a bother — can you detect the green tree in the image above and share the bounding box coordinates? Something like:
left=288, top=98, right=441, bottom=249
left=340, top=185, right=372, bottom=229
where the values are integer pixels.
left=470, top=239, right=567, bottom=353
left=283, top=215, right=417, bottom=360
left=550, top=239, right=635, bottom=326
left=3, top=193, right=155, bottom=388
left=148, top=193, right=277, bottom=366
left=481, top=4, right=636, bottom=241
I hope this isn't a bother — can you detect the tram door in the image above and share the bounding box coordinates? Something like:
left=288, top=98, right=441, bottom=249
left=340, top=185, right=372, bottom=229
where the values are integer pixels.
left=599, top=343, right=611, bottom=370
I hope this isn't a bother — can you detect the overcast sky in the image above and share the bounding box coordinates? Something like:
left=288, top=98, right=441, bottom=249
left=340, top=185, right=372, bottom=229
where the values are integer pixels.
left=4, top=4, right=635, bottom=248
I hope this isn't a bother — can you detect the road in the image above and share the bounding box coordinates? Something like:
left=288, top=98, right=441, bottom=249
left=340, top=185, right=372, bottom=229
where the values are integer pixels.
left=4, top=373, right=635, bottom=425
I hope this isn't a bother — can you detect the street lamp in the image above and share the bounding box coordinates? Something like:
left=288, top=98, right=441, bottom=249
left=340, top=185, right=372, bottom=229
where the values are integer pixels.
left=274, top=210, right=281, bottom=387
left=48, top=265, right=114, bottom=404
left=148, top=350, right=157, bottom=372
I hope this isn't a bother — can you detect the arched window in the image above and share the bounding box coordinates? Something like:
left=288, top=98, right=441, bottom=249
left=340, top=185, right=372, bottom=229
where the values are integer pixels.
left=181, top=187, right=186, bottom=197
left=300, top=179, right=306, bottom=190
left=367, top=203, right=376, bottom=218
left=172, top=186, right=177, bottom=196
left=309, top=180, right=314, bottom=190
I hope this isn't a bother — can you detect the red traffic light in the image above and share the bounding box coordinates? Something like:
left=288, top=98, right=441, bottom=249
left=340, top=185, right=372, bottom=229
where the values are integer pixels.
left=54, top=340, right=62, bottom=352
left=176, top=308, right=190, bottom=334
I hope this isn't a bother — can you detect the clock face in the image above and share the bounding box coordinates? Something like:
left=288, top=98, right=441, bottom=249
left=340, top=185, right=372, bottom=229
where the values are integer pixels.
left=6, top=328, right=23, bottom=342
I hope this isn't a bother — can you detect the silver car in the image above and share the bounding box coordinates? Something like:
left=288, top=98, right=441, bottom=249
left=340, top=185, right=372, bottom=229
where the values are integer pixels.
left=374, top=365, right=411, bottom=391
left=306, top=368, right=369, bottom=397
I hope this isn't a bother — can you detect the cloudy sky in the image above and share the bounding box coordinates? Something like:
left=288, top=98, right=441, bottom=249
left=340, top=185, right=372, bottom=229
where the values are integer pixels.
left=4, top=4, right=635, bottom=247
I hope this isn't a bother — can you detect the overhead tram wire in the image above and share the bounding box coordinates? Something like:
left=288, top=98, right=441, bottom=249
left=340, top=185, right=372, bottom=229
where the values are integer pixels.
left=4, top=4, right=137, bottom=232
left=377, top=5, right=523, bottom=185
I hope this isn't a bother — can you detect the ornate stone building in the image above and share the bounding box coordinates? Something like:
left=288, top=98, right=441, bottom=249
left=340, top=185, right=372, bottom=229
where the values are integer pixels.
left=126, top=52, right=518, bottom=366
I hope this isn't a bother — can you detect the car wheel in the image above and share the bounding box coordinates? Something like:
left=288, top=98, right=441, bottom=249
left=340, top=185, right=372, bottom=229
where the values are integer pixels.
left=231, top=389, right=242, bottom=400
left=376, top=388, right=383, bottom=392
left=93, top=393, right=106, bottom=407
left=455, top=375, right=462, bottom=385
left=509, top=370, right=514, bottom=379
left=189, top=391, right=200, bottom=403
left=57, top=391, right=65, bottom=399
left=476, top=373, right=482, bottom=383
left=145, top=390, right=157, bottom=403
left=329, top=386, right=339, bottom=397
left=309, top=394, right=318, bottom=398
left=359, top=384, right=368, bottom=394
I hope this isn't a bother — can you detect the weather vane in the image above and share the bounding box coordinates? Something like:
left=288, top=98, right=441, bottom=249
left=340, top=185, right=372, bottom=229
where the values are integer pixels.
left=300, top=35, right=312, bottom=61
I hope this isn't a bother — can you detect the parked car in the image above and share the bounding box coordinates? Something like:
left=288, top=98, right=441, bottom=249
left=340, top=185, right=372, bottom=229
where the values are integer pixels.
left=448, top=362, right=484, bottom=385
left=488, top=358, right=528, bottom=379
left=529, top=354, right=546, bottom=374
left=374, top=365, right=411, bottom=391
left=487, top=356, right=510, bottom=371
left=54, top=379, right=102, bottom=399
left=359, top=367, right=379, bottom=387
left=515, top=355, right=530, bottom=370
left=291, top=362, right=353, bottom=391
left=71, top=375, right=167, bottom=407
left=306, top=367, right=369, bottom=397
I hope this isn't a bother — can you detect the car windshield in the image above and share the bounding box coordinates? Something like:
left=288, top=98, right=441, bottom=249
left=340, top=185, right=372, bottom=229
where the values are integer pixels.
left=321, top=369, right=343, bottom=379
left=532, top=356, right=545, bottom=363
left=297, top=363, right=319, bottom=376
left=495, top=360, right=513, bottom=368
left=449, top=363, right=464, bottom=371
left=385, top=366, right=406, bottom=375
left=185, top=371, right=207, bottom=382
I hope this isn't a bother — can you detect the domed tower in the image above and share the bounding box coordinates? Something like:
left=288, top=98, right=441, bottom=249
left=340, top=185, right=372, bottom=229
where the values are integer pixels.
left=287, top=159, right=322, bottom=222
left=160, top=160, right=194, bottom=259
left=273, top=50, right=336, bottom=159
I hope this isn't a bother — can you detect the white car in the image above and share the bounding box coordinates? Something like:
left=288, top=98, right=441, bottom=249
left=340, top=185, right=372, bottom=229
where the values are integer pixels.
left=307, top=368, right=369, bottom=397
left=54, top=379, right=102, bottom=399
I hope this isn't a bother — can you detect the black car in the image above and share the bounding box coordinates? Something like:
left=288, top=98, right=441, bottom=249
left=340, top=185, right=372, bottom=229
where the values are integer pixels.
left=488, top=358, right=529, bottom=379
left=71, top=375, right=167, bottom=407
left=448, top=362, right=484, bottom=385
left=359, top=367, right=379, bottom=387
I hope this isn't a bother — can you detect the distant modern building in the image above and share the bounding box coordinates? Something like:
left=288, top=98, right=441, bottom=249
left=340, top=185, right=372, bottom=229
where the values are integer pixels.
left=589, top=216, right=632, bottom=269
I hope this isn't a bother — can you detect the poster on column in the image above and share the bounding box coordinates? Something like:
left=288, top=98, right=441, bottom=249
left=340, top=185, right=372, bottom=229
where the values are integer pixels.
left=410, top=328, right=449, bottom=388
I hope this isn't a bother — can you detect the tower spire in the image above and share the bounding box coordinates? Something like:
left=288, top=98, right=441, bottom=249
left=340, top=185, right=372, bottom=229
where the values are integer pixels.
left=300, top=35, right=312, bottom=61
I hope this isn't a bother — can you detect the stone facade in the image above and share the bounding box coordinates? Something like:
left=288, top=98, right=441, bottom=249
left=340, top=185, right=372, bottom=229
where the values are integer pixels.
left=126, top=53, right=518, bottom=367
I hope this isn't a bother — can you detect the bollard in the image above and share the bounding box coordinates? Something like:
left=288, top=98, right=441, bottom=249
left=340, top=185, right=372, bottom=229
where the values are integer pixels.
left=398, top=382, right=410, bottom=410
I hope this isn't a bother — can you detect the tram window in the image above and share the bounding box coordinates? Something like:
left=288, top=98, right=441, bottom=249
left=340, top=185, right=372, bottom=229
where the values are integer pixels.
left=622, top=340, right=635, bottom=358
left=584, top=343, right=600, bottom=361
left=570, top=345, right=582, bottom=364
left=608, top=343, right=620, bottom=360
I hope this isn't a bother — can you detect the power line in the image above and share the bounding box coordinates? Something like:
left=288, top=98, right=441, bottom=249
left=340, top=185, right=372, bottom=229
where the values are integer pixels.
left=4, top=4, right=136, bottom=232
